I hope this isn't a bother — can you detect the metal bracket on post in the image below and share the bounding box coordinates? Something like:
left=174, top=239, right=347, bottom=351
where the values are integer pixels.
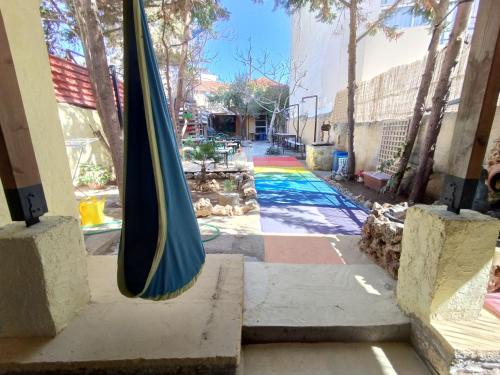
left=3, top=184, right=48, bottom=227
left=109, top=65, right=123, bottom=129
left=441, top=175, right=479, bottom=214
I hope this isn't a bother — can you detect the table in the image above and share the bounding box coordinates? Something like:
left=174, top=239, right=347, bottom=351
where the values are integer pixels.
left=215, top=148, right=231, bottom=168
left=273, top=133, right=296, bottom=146
left=227, top=142, right=238, bottom=153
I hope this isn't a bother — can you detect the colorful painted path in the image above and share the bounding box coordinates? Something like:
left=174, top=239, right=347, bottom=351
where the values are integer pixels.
left=254, top=156, right=368, bottom=236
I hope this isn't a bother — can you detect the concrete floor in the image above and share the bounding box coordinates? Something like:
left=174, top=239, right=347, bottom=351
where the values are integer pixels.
left=243, top=262, right=410, bottom=343
left=242, top=343, right=430, bottom=375
left=263, top=234, right=374, bottom=265
left=199, top=212, right=265, bottom=261
left=0, top=255, right=244, bottom=374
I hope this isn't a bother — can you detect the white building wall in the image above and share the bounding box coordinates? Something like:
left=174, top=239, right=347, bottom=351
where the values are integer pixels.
left=290, top=7, right=350, bottom=117
left=357, top=25, right=432, bottom=81
left=289, top=0, right=433, bottom=127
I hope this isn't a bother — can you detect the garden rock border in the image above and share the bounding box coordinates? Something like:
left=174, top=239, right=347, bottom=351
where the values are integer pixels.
left=192, top=171, right=259, bottom=218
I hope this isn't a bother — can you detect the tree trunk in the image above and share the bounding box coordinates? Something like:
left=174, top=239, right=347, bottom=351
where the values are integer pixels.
left=73, top=0, right=123, bottom=194
left=410, top=0, right=473, bottom=202
left=267, top=107, right=278, bottom=141
left=390, top=0, right=449, bottom=194
left=346, top=0, right=357, bottom=179
left=160, top=3, right=177, bottom=133
left=173, top=0, right=193, bottom=141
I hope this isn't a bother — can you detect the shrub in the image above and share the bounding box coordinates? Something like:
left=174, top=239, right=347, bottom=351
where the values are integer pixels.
left=223, top=179, right=235, bottom=192
left=78, top=164, right=112, bottom=187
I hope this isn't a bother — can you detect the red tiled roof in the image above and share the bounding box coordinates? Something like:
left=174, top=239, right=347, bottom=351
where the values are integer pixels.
left=49, top=55, right=123, bottom=110
left=194, top=79, right=227, bottom=93
left=251, top=77, right=282, bottom=88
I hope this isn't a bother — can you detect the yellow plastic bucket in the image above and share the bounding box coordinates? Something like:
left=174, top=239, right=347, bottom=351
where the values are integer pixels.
left=79, top=196, right=106, bottom=226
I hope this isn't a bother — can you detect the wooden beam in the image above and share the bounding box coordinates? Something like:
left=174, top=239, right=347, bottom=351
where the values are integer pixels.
left=0, top=10, right=47, bottom=225
left=442, top=0, right=500, bottom=213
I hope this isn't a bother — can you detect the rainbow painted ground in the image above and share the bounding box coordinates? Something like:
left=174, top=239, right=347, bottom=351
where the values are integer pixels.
left=254, top=156, right=368, bottom=235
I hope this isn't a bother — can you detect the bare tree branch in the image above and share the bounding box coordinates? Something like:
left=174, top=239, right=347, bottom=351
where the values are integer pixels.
left=356, top=0, right=405, bottom=42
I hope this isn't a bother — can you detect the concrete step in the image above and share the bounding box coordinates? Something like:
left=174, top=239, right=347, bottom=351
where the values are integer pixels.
left=0, top=254, right=244, bottom=375
left=243, top=262, right=410, bottom=343
left=240, top=343, right=431, bottom=375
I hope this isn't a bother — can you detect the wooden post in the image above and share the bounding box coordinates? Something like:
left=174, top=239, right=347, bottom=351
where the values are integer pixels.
left=0, top=11, right=47, bottom=226
left=441, top=0, right=500, bottom=213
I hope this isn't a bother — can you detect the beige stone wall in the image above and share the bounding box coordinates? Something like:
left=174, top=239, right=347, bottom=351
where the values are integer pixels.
left=351, top=122, right=384, bottom=173
left=306, top=144, right=336, bottom=171
left=0, top=0, right=78, bottom=226
left=434, top=111, right=500, bottom=174
left=289, top=113, right=332, bottom=145
left=290, top=108, right=500, bottom=181
left=58, top=103, right=114, bottom=180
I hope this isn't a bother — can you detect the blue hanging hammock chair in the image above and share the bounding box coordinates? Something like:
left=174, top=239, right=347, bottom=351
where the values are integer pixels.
left=118, top=0, right=205, bottom=300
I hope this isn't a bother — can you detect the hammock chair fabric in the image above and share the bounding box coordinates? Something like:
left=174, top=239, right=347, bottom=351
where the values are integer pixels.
left=118, top=0, right=205, bottom=300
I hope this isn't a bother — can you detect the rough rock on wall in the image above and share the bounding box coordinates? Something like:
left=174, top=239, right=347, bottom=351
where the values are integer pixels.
left=487, top=138, right=500, bottom=168
left=359, top=202, right=408, bottom=279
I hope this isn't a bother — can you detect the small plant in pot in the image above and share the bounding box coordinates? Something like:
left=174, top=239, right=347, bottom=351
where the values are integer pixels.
left=78, top=164, right=112, bottom=189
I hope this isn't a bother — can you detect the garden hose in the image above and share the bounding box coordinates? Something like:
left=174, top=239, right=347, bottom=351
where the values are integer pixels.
left=82, top=220, right=221, bottom=243
left=81, top=220, right=122, bottom=236
left=199, top=223, right=220, bottom=242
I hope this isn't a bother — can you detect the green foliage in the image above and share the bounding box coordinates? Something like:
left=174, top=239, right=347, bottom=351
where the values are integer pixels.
left=223, top=179, right=235, bottom=192
left=191, top=0, right=230, bottom=30
left=191, top=142, right=222, bottom=182
left=209, top=75, right=258, bottom=116
left=40, top=0, right=79, bottom=56
left=377, top=144, right=404, bottom=173
left=77, top=164, right=112, bottom=187
left=40, top=0, right=228, bottom=72
left=268, top=0, right=344, bottom=23
left=191, top=142, right=219, bottom=162
left=209, top=75, right=289, bottom=130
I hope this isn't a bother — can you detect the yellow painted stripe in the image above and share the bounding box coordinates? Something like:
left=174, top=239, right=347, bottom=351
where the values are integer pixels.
left=254, top=166, right=307, bottom=174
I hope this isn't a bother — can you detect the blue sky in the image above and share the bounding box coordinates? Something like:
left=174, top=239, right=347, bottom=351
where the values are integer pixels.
left=203, top=0, right=291, bottom=82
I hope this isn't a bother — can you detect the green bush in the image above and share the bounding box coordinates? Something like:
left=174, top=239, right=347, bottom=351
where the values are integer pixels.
left=223, top=179, right=235, bottom=192
left=77, top=164, right=112, bottom=187
left=191, top=142, right=221, bottom=183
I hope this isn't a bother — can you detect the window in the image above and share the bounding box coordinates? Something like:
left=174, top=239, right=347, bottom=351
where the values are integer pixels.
left=385, top=7, right=413, bottom=28
left=384, top=6, right=431, bottom=29
left=440, top=0, right=478, bottom=45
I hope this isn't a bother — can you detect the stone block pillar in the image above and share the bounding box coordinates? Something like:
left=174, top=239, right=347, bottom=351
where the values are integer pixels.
left=306, top=144, right=336, bottom=171
left=397, top=205, right=499, bottom=322
left=0, top=217, right=90, bottom=337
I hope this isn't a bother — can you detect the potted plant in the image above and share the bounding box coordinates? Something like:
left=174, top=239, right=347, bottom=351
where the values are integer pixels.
left=78, top=164, right=112, bottom=189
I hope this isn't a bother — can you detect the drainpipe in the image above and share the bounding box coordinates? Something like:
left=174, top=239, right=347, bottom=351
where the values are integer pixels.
left=109, top=65, right=123, bottom=129
left=302, top=95, right=318, bottom=143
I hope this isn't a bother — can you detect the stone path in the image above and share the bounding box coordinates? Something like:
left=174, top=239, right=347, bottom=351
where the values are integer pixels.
left=254, top=156, right=368, bottom=235
left=252, top=153, right=369, bottom=264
